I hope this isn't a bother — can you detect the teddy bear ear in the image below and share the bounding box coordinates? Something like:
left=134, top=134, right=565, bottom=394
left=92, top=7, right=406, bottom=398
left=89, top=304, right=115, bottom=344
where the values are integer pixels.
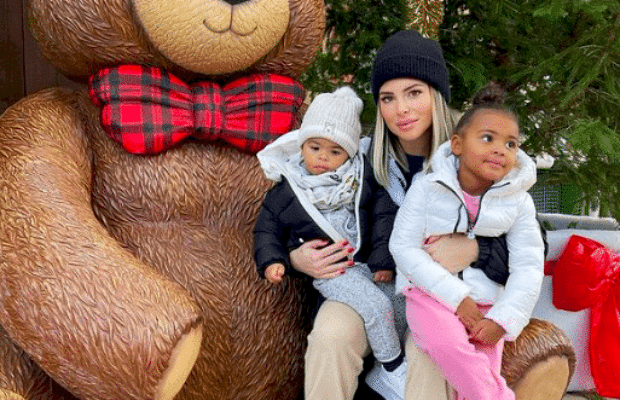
left=253, top=0, right=325, bottom=78
left=27, top=0, right=170, bottom=81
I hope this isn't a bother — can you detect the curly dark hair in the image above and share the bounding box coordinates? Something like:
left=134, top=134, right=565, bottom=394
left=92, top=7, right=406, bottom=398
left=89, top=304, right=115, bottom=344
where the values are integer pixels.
left=454, top=82, right=519, bottom=136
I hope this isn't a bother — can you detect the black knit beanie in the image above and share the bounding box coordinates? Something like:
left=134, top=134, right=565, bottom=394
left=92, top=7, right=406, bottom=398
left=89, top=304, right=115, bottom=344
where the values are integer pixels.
left=371, top=30, right=450, bottom=102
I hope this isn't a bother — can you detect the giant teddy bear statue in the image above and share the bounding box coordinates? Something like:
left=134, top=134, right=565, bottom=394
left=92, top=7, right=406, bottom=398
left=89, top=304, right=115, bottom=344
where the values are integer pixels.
left=0, top=1, right=575, bottom=400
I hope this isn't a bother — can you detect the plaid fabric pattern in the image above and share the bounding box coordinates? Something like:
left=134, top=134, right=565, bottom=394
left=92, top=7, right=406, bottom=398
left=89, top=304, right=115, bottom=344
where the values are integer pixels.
left=88, top=65, right=305, bottom=155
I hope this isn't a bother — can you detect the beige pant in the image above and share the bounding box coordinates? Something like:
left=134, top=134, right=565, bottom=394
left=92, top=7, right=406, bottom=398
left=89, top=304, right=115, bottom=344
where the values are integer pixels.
left=305, top=300, right=454, bottom=400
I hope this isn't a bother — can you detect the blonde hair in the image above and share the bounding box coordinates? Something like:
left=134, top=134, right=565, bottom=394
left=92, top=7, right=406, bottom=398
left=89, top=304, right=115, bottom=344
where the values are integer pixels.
left=369, top=88, right=458, bottom=188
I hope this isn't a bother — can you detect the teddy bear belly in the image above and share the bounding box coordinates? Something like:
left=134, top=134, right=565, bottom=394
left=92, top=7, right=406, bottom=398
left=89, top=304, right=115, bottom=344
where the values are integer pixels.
left=103, top=219, right=308, bottom=398
left=90, top=144, right=309, bottom=399
left=90, top=143, right=272, bottom=291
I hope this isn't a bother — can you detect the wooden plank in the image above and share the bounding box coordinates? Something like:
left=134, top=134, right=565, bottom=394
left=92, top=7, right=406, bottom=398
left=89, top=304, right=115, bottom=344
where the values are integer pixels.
left=0, top=0, right=25, bottom=114
left=1, top=0, right=84, bottom=115
left=22, top=0, right=64, bottom=96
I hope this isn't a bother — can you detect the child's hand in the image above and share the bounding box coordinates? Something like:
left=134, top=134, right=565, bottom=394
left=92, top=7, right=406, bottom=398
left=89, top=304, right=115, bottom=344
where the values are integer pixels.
left=265, top=263, right=285, bottom=284
left=373, top=270, right=393, bottom=283
left=455, top=296, right=484, bottom=332
left=469, top=318, right=506, bottom=346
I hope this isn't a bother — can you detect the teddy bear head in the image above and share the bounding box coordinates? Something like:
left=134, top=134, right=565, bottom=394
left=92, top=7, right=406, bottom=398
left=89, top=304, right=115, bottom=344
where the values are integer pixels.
left=27, top=0, right=325, bottom=82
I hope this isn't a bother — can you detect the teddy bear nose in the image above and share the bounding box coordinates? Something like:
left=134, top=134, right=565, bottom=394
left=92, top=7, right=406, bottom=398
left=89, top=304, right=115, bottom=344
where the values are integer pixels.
left=222, top=0, right=250, bottom=4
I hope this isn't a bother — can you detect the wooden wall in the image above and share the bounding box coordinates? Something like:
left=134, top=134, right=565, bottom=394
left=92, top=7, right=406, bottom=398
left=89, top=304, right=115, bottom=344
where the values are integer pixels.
left=0, top=0, right=79, bottom=115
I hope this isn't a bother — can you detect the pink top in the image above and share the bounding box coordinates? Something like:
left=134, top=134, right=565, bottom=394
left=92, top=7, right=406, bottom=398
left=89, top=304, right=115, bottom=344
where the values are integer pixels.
left=462, top=190, right=481, bottom=223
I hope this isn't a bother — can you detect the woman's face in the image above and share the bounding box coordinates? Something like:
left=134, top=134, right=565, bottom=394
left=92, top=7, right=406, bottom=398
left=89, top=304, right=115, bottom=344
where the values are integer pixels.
left=378, top=78, right=433, bottom=156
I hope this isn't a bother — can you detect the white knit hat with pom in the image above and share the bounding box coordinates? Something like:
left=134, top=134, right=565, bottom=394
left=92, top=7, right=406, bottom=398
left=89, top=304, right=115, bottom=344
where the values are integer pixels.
left=298, top=86, right=363, bottom=158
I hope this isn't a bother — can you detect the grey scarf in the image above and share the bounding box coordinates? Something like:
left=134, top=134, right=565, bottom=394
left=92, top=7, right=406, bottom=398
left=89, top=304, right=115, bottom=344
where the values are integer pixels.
left=285, top=153, right=362, bottom=248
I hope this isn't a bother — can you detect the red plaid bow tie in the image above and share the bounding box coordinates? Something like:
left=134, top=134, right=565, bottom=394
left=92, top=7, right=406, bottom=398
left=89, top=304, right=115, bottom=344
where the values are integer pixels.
left=88, top=65, right=305, bottom=155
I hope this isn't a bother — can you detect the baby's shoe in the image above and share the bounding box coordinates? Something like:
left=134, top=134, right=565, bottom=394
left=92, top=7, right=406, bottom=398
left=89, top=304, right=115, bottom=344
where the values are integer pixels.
left=365, top=360, right=407, bottom=400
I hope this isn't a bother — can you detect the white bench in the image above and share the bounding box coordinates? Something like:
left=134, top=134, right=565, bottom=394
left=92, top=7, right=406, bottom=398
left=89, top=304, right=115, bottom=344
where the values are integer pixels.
left=532, top=213, right=620, bottom=391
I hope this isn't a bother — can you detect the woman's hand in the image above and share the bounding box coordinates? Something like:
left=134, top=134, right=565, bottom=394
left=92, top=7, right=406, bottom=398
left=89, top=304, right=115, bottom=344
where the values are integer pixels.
left=289, top=239, right=354, bottom=279
left=424, top=233, right=479, bottom=274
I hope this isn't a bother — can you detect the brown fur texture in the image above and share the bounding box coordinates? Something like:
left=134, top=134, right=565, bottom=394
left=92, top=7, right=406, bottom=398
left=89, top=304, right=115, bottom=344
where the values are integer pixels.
left=0, top=0, right=574, bottom=399
left=0, top=89, right=204, bottom=400
left=1, top=1, right=324, bottom=399
left=26, top=0, right=325, bottom=81
left=502, top=318, right=575, bottom=390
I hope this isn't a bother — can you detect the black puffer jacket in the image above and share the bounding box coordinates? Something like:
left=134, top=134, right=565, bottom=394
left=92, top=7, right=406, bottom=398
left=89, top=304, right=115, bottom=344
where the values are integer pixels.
left=254, top=156, right=398, bottom=279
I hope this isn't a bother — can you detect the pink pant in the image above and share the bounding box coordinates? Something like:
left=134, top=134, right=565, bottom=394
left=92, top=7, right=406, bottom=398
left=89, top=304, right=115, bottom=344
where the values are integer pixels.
left=404, top=287, right=515, bottom=400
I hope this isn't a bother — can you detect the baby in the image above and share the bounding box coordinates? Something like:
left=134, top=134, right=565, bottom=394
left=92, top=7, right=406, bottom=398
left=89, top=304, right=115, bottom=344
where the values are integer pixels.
left=254, top=86, right=407, bottom=398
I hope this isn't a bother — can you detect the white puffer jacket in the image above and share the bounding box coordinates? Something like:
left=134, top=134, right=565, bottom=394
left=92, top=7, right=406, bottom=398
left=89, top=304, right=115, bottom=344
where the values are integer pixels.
left=390, top=142, right=544, bottom=340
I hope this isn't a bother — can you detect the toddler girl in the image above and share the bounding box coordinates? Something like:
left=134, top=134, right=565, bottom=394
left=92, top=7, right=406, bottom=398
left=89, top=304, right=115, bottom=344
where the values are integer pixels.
left=389, top=83, right=545, bottom=400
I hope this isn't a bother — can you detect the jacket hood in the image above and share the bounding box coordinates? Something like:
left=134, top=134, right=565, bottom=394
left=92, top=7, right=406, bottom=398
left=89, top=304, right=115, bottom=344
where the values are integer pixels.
left=257, top=129, right=304, bottom=182
left=257, top=128, right=367, bottom=250
left=429, top=141, right=537, bottom=196
left=257, top=128, right=364, bottom=183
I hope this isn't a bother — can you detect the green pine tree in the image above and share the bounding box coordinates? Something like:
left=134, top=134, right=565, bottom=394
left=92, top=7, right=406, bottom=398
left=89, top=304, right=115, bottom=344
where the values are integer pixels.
left=302, top=0, right=620, bottom=222
left=406, top=0, right=445, bottom=40
left=441, top=0, right=620, bottom=221
left=300, top=0, right=409, bottom=123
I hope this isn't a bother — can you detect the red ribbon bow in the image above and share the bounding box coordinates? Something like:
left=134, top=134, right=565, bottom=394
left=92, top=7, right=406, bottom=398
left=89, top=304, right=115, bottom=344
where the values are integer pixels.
left=88, top=65, right=305, bottom=155
left=550, top=234, right=620, bottom=398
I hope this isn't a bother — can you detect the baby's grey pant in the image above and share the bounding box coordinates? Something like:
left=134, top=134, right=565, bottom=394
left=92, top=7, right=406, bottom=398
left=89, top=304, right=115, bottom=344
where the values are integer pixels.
left=313, top=263, right=404, bottom=362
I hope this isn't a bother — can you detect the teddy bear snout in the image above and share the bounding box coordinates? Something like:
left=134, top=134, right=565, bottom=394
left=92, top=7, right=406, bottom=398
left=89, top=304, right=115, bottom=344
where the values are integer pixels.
left=222, top=0, right=253, bottom=5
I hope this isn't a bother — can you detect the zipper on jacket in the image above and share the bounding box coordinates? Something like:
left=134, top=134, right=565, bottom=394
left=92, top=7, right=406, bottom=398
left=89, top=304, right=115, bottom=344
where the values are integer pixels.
left=436, top=180, right=511, bottom=238
left=436, top=181, right=471, bottom=236
left=435, top=180, right=511, bottom=279
left=351, top=156, right=365, bottom=258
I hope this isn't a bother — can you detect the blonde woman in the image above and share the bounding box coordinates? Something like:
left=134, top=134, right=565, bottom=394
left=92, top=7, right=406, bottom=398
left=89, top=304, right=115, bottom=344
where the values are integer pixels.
left=291, top=30, right=510, bottom=400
